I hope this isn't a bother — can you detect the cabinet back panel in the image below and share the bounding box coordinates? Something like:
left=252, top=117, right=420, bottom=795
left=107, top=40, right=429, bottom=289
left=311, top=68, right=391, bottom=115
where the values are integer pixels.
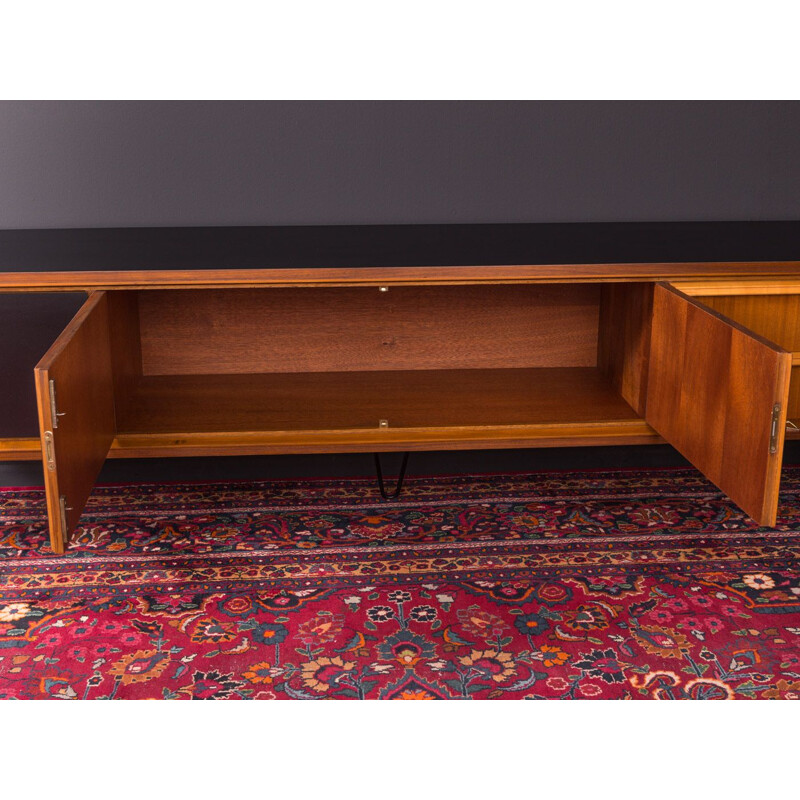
left=138, top=285, right=600, bottom=375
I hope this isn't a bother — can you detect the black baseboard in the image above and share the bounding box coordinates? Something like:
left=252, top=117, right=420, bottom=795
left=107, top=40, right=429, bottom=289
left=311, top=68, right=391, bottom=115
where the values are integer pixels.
left=0, top=444, right=693, bottom=488
left=7, top=441, right=800, bottom=489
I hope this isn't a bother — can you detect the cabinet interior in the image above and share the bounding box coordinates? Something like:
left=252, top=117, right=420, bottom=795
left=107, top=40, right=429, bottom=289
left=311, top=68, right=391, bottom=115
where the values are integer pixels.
left=35, top=276, right=800, bottom=551
left=694, top=293, right=800, bottom=432
left=105, top=285, right=650, bottom=438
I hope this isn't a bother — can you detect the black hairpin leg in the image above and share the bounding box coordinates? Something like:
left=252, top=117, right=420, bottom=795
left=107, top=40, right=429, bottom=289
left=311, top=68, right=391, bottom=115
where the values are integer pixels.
left=373, top=452, right=410, bottom=500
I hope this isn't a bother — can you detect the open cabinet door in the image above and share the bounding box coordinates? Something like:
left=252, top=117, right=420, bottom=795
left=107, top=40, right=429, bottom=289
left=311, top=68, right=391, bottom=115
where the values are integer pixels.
left=646, top=282, right=791, bottom=527
left=35, top=292, right=116, bottom=553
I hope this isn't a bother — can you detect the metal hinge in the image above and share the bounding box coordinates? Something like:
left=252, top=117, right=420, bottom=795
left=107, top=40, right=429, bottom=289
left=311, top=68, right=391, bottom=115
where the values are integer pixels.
left=49, top=379, right=65, bottom=428
left=770, top=403, right=782, bottom=454
left=43, top=431, right=56, bottom=471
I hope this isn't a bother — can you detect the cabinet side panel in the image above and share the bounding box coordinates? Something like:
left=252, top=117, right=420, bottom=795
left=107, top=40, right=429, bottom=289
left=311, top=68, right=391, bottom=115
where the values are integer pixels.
left=598, top=283, right=653, bottom=417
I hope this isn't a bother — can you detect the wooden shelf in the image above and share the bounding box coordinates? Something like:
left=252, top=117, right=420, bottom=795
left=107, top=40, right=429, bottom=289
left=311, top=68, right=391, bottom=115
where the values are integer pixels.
left=116, top=367, right=643, bottom=438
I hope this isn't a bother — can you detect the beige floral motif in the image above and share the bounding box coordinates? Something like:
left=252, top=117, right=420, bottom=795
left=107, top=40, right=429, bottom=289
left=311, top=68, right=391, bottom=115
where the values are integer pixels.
left=742, top=574, right=776, bottom=590
left=761, top=678, right=800, bottom=699
left=456, top=607, right=508, bottom=638
left=342, top=595, right=361, bottom=606
left=436, top=594, right=454, bottom=605
left=298, top=613, right=344, bottom=644
left=301, top=655, right=356, bottom=692
left=458, top=649, right=517, bottom=683
left=0, top=603, right=31, bottom=622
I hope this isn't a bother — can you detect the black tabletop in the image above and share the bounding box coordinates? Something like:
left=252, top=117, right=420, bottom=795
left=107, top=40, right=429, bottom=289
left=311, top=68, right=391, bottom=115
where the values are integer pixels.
left=0, top=221, right=798, bottom=272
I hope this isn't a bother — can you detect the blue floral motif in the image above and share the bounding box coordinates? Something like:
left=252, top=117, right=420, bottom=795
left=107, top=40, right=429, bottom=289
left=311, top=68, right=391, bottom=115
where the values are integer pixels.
left=514, top=612, right=550, bottom=637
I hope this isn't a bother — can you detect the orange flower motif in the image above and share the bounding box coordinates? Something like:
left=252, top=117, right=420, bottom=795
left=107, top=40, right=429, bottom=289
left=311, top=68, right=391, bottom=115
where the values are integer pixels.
left=349, top=517, right=405, bottom=540
left=395, top=646, right=422, bottom=667
left=633, top=626, right=691, bottom=660
left=397, top=689, right=437, bottom=700
left=540, top=645, right=569, bottom=667
left=108, top=650, right=170, bottom=685
left=243, top=662, right=276, bottom=685
left=761, top=678, right=800, bottom=700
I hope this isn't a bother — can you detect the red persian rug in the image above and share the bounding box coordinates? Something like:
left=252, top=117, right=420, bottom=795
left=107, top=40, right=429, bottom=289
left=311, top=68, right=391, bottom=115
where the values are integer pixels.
left=1, top=466, right=800, bottom=700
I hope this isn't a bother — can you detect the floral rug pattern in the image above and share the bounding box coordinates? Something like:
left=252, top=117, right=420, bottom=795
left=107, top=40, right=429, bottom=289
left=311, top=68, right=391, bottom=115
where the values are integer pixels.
left=1, top=467, right=800, bottom=699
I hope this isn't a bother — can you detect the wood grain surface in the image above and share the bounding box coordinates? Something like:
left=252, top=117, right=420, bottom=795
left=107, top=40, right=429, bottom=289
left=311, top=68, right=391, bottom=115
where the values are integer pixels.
left=2, top=261, right=800, bottom=292
left=107, top=421, right=661, bottom=457
left=138, top=286, right=601, bottom=375
left=694, top=294, right=800, bottom=352
left=598, top=283, right=654, bottom=417
left=674, top=278, right=800, bottom=296
left=115, top=367, right=640, bottom=434
left=106, top=291, right=143, bottom=424
left=689, top=293, right=800, bottom=420
left=34, top=292, right=116, bottom=552
left=646, top=283, right=791, bottom=526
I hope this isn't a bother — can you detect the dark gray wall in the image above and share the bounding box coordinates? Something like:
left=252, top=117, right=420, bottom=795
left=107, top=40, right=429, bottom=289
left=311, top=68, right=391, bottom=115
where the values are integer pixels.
left=1, top=101, right=800, bottom=228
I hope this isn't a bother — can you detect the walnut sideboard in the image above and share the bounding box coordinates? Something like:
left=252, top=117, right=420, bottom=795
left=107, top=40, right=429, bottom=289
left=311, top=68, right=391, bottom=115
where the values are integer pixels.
left=3, top=260, right=800, bottom=553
